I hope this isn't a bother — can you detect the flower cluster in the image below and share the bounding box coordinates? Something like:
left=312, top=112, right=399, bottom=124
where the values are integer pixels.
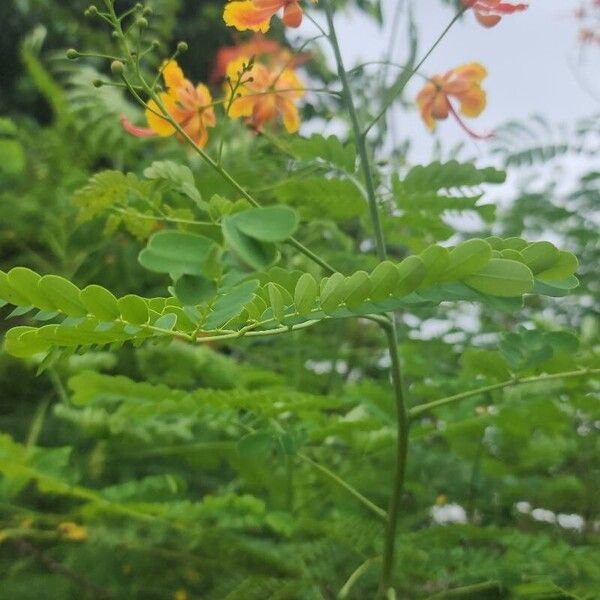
left=416, top=1, right=528, bottom=136
left=121, top=0, right=530, bottom=145
left=123, top=36, right=305, bottom=146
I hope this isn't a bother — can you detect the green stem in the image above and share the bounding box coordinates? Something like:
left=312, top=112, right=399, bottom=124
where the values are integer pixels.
left=409, top=368, right=600, bottom=418
left=298, top=453, right=387, bottom=521
left=323, top=1, right=386, bottom=261
left=378, top=322, right=409, bottom=596
left=322, top=3, right=409, bottom=596
left=339, top=556, right=382, bottom=598
left=425, top=580, right=501, bottom=599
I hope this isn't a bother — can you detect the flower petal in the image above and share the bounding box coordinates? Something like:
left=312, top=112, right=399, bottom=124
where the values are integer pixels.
left=475, top=12, right=502, bottom=27
left=145, top=94, right=177, bottom=136
left=228, top=95, right=258, bottom=119
left=451, top=63, right=487, bottom=84
left=223, top=0, right=282, bottom=32
left=279, top=98, right=300, bottom=132
left=457, top=88, right=487, bottom=117
left=282, top=2, right=303, bottom=28
left=162, top=60, right=185, bottom=89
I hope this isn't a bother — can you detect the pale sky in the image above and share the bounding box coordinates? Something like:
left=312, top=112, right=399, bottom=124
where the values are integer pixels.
left=294, top=0, right=599, bottom=163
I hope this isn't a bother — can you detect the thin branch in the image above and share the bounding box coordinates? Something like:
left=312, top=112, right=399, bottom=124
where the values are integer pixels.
left=409, top=368, right=600, bottom=418
left=14, top=538, right=113, bottom=599
left=339, top=556, right=382, bottom=598
left=298, top=453, right=387, bottom=521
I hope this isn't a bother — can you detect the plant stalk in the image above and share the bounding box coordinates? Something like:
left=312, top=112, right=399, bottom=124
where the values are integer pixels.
left=322, top=2, right=410, bottom=596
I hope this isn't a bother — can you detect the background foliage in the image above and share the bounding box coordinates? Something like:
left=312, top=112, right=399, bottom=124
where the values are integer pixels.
left=1, top=1, right=599, bottom=599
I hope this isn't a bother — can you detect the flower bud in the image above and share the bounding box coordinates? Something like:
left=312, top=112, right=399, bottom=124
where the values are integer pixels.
left=110, top=60, right=125, bottom=76
left=84, top=5, right=98, bottom=17
left=176, top=41, right=188, bottom=54
left=134, top=2, right=143, bottom=10
left=66, top=48, right=80, bottom=60
left=142, top=6, right=153, bottom=16
left=92, top=79, right=104, bottom=88
left=136, top=17, right=149, bottom=28
left=151, top=39, right=160, bottom=49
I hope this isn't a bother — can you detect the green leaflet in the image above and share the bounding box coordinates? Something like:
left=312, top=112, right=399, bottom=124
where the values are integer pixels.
left=221, top=206, right=298, bottom=271
left=232, top=206, right=299, bottom=243
left=294, top=273, right=318, bottom=316
left=80, top=285, right=120, bottom=321
left=267, top=282, right=286, bottom=323
left=520, top=241, right=559, bottom=274
left=400, top=161, right=506, bottom=193
left=138, top=230, right=220, bottom=276
left=143, top=160, right=204, bottom=207
left=204, top=279, right=259, bottom=330
left=464, top=259, right=534, bottom=297
left=118, top=295, right=149, bottom=325
left=288, top=133, right=356, bottom=173
left=38, top=276, right=87, bottom=317
left=173, top=274, right=216, bottom=306
left=441, top=239, right=493, bottom=281
left=395, top=256, right=426, bottom=297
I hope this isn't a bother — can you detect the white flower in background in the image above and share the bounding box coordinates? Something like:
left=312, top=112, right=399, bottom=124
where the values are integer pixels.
left=531, top=508, right=557, bottom=524
left=557, top=513, right=585, bottom=532
left=431, top=503, right=468, bottom=525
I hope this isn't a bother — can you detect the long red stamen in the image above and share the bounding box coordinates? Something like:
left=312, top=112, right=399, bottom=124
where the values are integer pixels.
left=447, top=103, right=494, bottom=140
left=120, top=114, right=157, bottom=138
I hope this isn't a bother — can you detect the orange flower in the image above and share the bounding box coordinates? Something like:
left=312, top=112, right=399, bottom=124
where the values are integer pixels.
left=416, top=63, right=492, bottom=139
left=121, top=60, right=216, bottom=147
left=463, top=0, right=528, bottom=28
left=225, top=56, right=304, bottom=133
left=211, top=34, right=309, bottom=83
left=223, top=0, right=306, bottom=32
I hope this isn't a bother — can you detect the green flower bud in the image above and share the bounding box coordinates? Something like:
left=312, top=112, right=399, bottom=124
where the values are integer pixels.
left=136, top=17, right=149, bottom=28
left=142, top=6, right=153, bottom=16
left=92, top=79, right=104, bottom=88
left=66, top=48, right=80, bottom=60
left=110, top=60, right=125, bottom=76
left=84, top=5, right=98, bottom=17
left=176, top=41, right=189, bottom=54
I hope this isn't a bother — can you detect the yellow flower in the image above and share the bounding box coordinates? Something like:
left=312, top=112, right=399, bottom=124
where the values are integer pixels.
left=416, top=63, right=492, bottom=139
left=57, top=521, right=88, bottom=541
left=122, top=60, right=216, bottom=148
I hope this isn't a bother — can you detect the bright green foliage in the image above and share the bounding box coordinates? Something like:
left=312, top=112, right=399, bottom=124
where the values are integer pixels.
left=1, top=3, right=599, bottom=599
left=390, top=160, right=506, bottom=251
left=0, top=236, right=580, bottom=358
left=288, top=133, right=357, bottom=173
